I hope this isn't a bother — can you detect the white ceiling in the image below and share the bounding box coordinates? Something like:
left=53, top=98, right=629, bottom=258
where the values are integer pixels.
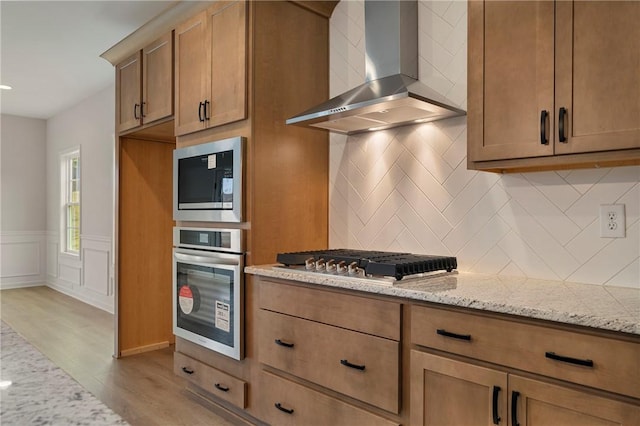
left=1, top=1, right=177, bottom=120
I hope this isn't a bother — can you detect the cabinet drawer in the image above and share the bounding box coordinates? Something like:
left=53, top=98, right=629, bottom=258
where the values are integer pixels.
left=174, top=351, right=246, bottom=408
left=259, top=310, right=400, bottom=413
left=258, top=371, right=399, bottom=426
left=411, top=305, right=640, bottom=399
left=259, top=279, right=401, bottom=340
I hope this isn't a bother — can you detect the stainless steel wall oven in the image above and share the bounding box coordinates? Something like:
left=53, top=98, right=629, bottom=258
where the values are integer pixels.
left=173, top=227, right=244, bottom=360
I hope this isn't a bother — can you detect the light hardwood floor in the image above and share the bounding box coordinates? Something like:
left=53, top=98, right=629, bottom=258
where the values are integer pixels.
left=0, top=286, right=239, bottom=426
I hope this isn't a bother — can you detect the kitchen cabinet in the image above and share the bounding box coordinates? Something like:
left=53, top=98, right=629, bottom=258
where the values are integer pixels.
left=410, top=304, right=640, bottom=425
left=258, top=371, right=399, bottom=426
left=174, top=351, right=247, bottom=409
left=108, top=0, right=332, bottom=360
left=410, top=351, right=508, bottom=426
left=411, top=351, right=640, bottom=426
left=116, top=32, right=173, bottom=133
left=174, top=1, right=247, bottom=136
left=468, top=1, right=640, bottom=172
left=256, top=279, right=402, bottom=423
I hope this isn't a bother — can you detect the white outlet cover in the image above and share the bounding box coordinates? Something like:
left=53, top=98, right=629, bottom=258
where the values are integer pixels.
left=600, top=204, right=626, bottom=238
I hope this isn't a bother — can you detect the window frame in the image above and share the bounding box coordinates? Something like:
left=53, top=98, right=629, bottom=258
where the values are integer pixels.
left=60, top=147, right=81, bottom=256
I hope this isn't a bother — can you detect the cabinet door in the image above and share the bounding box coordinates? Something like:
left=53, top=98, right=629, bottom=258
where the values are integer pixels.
left=468, top=1, right=554, bottom=162
left=142, top=32, right=173, bottom=125
left=555, top=1, right=640, bottom=154
left=116, top=52, right=142, bottom=132
left=208, top=1, right=247, bottom=128
left=410, top=351, right=507, bottom=426
left=175, top=11, right=210, bottom=136
left=509, top=375, right=640, bottom=426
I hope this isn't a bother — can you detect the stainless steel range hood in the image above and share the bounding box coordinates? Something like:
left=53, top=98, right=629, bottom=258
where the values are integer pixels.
left=286, top=0, right=466, bottom=135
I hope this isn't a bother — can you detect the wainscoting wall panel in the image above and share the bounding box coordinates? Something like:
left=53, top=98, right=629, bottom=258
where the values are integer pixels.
left=46, top=233, right=114, bottom=313
left=0, top=232, right=46, bottom=289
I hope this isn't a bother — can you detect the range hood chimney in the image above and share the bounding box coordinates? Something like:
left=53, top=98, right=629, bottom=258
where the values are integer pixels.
left=286, top=0, right=465, bottom=135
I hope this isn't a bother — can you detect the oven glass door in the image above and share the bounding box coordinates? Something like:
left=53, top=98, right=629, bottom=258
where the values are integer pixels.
left=173, top=248, right=243, bottom=360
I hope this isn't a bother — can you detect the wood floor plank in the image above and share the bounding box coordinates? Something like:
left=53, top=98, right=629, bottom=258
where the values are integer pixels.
left=0, top=286, right=238, bottom=426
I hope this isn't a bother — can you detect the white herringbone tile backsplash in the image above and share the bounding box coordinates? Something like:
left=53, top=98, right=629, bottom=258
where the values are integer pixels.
left=328, top=0, right=640, bottom=288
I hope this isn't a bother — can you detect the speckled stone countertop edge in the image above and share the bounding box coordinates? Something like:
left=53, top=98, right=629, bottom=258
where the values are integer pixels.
left=245, top=265, right=640, bottom=336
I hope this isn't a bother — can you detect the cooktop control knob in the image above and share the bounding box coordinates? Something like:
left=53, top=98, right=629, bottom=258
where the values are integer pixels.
left=315, top=258, right=326, bottom=272
left=305, top=257, right=315, bottom=271
left=347, top=261, right=359, bottom=276
left=326, top=259, right=336, bottom=273
left=336, top=260, right=347, bottom=274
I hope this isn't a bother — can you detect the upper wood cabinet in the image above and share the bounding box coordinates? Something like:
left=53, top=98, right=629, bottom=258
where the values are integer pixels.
left=174, top=1, right=247, bottom=136
left=116, top=32, right=174, bottom=133
left=468, top=1, right=640, bottom=172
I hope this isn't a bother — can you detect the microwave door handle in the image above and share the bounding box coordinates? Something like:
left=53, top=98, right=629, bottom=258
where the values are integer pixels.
left=174, top=252, right=240, bottom=266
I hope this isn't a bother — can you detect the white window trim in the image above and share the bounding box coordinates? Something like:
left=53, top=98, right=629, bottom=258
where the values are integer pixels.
left=60, top=146, right=81, bottom=258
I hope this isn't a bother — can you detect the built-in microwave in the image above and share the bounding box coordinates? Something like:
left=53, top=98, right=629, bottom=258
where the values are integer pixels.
left=173, top=136, right=244, bottom=222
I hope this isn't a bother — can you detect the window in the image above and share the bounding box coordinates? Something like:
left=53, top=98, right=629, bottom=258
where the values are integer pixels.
left=61, top=148, right=80, bottom=255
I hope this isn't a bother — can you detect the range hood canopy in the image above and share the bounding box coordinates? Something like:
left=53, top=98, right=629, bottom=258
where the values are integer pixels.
left=286, top=0, right=465, bottom=135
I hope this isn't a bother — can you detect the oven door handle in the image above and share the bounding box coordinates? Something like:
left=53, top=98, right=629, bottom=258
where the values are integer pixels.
left=174, top=252, right=241, bottom=266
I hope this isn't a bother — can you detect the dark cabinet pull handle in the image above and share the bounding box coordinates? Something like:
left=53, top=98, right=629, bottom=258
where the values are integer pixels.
left=181, top=367, right=194, bottom=375
left=275, top=402, right=294, bottom=414
left=198, top=102, right=204, bottom=122
left=340, top=359, right=365, bottom=371
left=134, top=103, right=140, bottom=120
left=141, top=101, right=146, bottom=118
left=214, top=383, right=229, bottom=392
left=511, top=391, right=520, bottom=426
left=558, top=107, right=567, bottom=142
left=540, top=110, right=549, bottom=145
left=545, top=351, right=593, bottom=367
left=275, top=339, right=294, bottom=348
left=204, top=100, right=210, bottom=120
left=492, top=386, right=501, bottom=425
left=437, top=328, right=471, bottom=341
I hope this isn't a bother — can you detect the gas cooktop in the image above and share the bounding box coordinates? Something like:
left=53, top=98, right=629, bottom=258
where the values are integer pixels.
left=276, top=249, right=457, bottom=281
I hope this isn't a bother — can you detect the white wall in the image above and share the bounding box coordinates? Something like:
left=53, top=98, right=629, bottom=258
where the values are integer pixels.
left=329, top=1, right=640, bottom=288
left=0, top=114, right=47, bottom=288
left=46, top=84, right=115, bottom=312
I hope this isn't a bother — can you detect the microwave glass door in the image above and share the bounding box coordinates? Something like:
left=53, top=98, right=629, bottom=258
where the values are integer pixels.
left=177, top=150, right=234, bottom=209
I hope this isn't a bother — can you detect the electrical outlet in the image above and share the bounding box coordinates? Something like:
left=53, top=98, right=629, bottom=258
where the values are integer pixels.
left=600, top=204, right=625, bottom=238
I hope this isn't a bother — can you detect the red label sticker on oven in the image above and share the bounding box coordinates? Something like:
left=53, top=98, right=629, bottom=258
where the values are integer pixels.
left=179, top=285, right=199, bottom=315
left=215, top=301, right=230, bottom=332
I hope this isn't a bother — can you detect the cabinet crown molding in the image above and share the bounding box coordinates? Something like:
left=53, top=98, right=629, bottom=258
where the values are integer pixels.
left=101, top=1, right=212, bottom=66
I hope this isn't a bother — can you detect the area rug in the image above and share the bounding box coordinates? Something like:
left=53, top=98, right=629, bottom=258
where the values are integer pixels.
left=0, top=321, right=128, bottom=425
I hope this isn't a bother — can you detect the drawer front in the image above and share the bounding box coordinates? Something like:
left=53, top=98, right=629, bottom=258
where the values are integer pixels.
left=174, top=351, right=247, bottom=408
left=258, top=371, right=399, bottom=426
left=259, top=279, right=401, bottom=340
left=259, top=310, right=400, bottom=413
left=411, top=305, right=640, bottom=399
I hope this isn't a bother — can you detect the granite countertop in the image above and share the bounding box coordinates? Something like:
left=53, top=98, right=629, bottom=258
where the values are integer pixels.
left=245, top=265, right=640, bottom=336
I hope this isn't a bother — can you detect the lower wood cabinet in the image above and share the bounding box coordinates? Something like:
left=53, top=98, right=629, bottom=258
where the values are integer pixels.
left=258, top=309, right=400, bottom=413
left=410, top=351, right=508, bottom=426
left=411, top=304, right=640, bottom=399
left=173, top=351, right=247, bottom=409
left=411, top=350, right=640, bottom=426
left=509, top=375, right=640, bottom=426
left=256, top=278, right=402, bottom=423
left=257, top=371, right=399, bottom=426
left=410, top=302, right=640, bottom=426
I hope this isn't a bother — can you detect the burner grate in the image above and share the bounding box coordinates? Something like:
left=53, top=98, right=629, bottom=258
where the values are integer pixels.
left=276, top=249, right=457, bottom=280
